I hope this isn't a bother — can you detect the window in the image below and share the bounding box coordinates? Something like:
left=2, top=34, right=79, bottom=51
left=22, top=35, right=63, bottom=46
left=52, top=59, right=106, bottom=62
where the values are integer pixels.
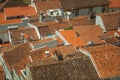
left=21, top=69, right=26, bottom=78
left=50, top=12, right=54, bottom=15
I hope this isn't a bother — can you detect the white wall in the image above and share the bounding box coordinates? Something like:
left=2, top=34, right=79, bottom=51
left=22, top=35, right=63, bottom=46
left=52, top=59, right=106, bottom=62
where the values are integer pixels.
left=96, top=16, right=106, bottom=32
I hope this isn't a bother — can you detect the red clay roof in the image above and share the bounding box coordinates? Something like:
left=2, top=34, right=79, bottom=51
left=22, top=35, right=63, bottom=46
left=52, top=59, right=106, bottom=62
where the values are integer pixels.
left=0, top=12, right=22, bottom=25
left=0, top=19, right=22, bottom=25
left=85, top=44, right=120, bottom=78
left=28, top=55, right=101, bottom=80
left=98, top=12, right=120, bottom=31
left=4, top=6, right=23, bottom=17
left=21, top=6, right=37, bottom=16
left=0, top=13, right=5, bottom=22
left=73, top=25, right=104, bottom=45
left=0, top=66, right=5, bottom=80
left=109, top=0, right=120, bottom=8
left=36, top=1, right=62, bottom=12
left=59, top=30, right=86, bottom=47
left=4, top=6, right=36, bottom=17
left=9, top=28, right=39, bottom=43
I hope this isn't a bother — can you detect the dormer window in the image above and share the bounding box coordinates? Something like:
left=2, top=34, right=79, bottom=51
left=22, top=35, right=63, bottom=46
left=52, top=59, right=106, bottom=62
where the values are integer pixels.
left=21, top=69, right=26, bottom=78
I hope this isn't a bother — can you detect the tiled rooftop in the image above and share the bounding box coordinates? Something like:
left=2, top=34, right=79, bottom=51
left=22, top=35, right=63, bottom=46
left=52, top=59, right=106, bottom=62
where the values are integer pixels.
left=4, top=6, right=23, bottom=17
left=27, top=55, right=101, bottom=80
left=98, top=12, right=120, bottom=31
left=0, top=19, right=22, bottom=25
left=73, top=25, right=104, bottom=45
left=9, top=28, right=39, bottom=43
left=45, top=21, right=70, bottom=34
left=109, top=0, right=120, bottom=8
left=60, top=0, right=109, bottom=10
left=84, top=44, right=120, bottom=78
left=4, top=6, right=36, bottom=17
left=35, top=0, right=62, bottom=12
left=0, top=66, right=5, bottom=80
left=31, top=38, right=54, bottom=45
left=70, top=16, right=95, bottom=26
left=59, top=30, right=86, bottom=47
left=3, top=43, right=32, bottom=65
left=51, top=45, right=77, bottom=56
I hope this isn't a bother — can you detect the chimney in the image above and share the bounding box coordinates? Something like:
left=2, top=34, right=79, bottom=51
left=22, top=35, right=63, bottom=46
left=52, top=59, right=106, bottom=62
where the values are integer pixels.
left=53, top=50, right=63, bottom=61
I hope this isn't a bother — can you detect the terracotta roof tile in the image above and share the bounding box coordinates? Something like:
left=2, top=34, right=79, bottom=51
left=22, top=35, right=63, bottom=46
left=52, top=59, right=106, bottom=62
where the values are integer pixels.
left=70, top=16, right=95, bottom=26
left=46, top=21, right=70, bottom=34
left=59, top=30, right=86, bottom=47
left=109, top=0, right=120, bottom=8
left=36, top=1, right=62, bottom=12
left=21, top=6, right=37, bottom=16
left=84, top=44, right=120, bottom=78
left=0, top=66, right=5, bottom=80
left=60, top=0, right=109, bottom=10
left=73, top=25, right=104, bottom=45
left=13, top=57, right=31, bottom=74
left=0, top=13, right=5, bottom=22
left=31, top=22, right=51, bottom=37
left=0, top=43, right=17, bottom=53
left=0, top=19, right=22, bottom=25
left=9, top=28, right=39, bottom=43
left=0, top=12, right=22, bottom=25
left=27, top=55, right=101, bottom=80
left=4, top=6, right=23, bottom=17
left=31, top=38, right=54, bottom=45
left=51, top=45, right=76, bottom=56
left=98, top=12, right=120, bottom=31
left=4, top=6, right=36, bottom=17
left=29, top=46, right=51, bottom=61
left=3, top=42, right=32, bottom=65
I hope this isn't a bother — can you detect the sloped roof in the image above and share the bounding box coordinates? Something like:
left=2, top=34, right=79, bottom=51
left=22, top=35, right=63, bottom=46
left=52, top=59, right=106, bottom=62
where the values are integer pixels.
left=84, top=44, right=120, bottom=78
left=35, top=1, right=62, bottom=12
left=70, top=16, right=95, bottom=26
left=0, top=66, right=5, bottom=80
left=73, top=25, right=104, bottom=45
left=59, top=30, right=86, bottom=47
left=109, top=0, right=120, bottom=8
left=60, top=0, right=109, bottom=10
left=9, top=28, right=38, bottom=43
left=3, top=43, right=32, bottom=65
left=27, top=55, right=101, bottom=80
left=4, top=6, right=36, bottom=17
left=98, top=12, right=120, bottom=31
left=31, top=21, right=51, bottom=37
left=0, top=12, right=22, bottom=25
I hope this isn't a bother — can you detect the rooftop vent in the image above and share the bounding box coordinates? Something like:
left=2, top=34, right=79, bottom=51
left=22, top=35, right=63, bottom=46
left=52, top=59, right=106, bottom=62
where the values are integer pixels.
left=75, top=32, right=80, bottom=37
left=87, top=41, right=95, bottom=46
